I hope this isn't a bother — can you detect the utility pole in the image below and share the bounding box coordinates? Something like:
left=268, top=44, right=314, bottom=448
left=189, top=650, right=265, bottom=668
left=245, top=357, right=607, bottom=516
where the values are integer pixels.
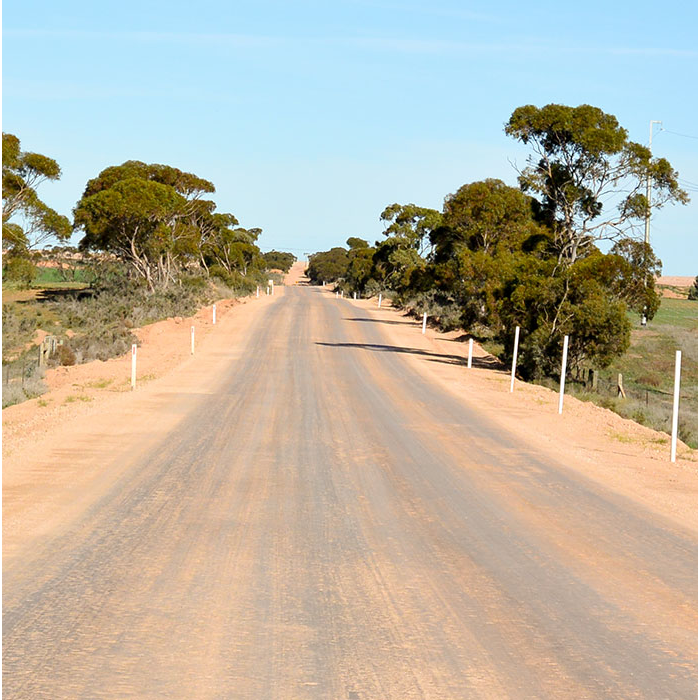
left=641, top=120, right=662, bottom=327
left=644, top=120, right=662, bottom=247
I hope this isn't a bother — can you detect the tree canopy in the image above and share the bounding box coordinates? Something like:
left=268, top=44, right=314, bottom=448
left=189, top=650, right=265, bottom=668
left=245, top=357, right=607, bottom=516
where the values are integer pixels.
left=2, top=133, right=71, bottom=255
left=306, top=247, right=350, bottom=284
left=74, top=161, right=259, bottom=291
left=262, top=250, right=296, bottom=272
left=380, top=203, right=442, bottom=257
left=505, top=104, right=688, bottom=265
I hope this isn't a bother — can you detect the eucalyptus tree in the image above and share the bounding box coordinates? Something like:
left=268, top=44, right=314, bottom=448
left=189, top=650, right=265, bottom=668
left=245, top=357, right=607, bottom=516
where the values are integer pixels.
left=2, top=133, right=71, bottom=255
left=262, top=250, right=296, bottom=272
left=379, top=203, right=442, bottom=258
left=505, top=104, right=687, bottom=266
left=74, top=161, right=223, bottom=290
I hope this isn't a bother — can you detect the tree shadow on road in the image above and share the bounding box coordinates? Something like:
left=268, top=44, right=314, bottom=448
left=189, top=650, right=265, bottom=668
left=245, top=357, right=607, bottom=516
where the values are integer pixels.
left=316, top=341, right=503, bottom=370
left=342, top=317, right=410, bottom=326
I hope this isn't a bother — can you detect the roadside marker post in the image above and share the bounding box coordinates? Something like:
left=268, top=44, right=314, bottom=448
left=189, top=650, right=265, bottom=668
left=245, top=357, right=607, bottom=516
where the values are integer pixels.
left=341, top=291, right=344, bottom=298
left=212, top=304, right=216, bottom=325
left=131, top=344, right=137, bottom=390
left=558, top=335, right=569, bottom=414
left=671, top=350, right=682, bottom=462
left=468, top=339, right=473, bottom=369
left=256, top=286, right=259, bottom=298
left=378, top=293, right=382, bottom=308
left=336, top=291, right=339, bottom=298
left=353, top=291, right=357, bottom=300
left=509, top=326, right=520, bottom=393
left=191, top=326, right=195, bottom=355
left=422, top=312, right=427, bottom=335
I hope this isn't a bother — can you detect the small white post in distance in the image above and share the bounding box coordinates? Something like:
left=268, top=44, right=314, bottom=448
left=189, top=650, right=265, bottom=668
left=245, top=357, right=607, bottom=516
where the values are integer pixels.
left=212, top=304, right=216, bottom=325
left=510, top=326, right=520, bottom=393
left=468, top=338, right=473, bottom=369
left=191, top=326, right=195, bottom=355
left=256, top=286, right=259, bottom=298
left=336, top=291, right=339, bottom=298
left=340, top=291, right=344, bottom=298
left=378, top=293, right=382, bottom=308
left=131, top=344, right=137, bottom=390
left=671, top=350, right=682, bottom=462
left=422, top=312, right=427, bottom=335
left=271, top=281, right=274, bottom=296
left=353, top=291, right=357, bottom=300
left=558, top=335, right=569, bottom=414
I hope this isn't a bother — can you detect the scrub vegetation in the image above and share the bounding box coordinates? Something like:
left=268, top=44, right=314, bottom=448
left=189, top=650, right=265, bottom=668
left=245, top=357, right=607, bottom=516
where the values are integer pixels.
left=2, top=134, right=295, bottom=406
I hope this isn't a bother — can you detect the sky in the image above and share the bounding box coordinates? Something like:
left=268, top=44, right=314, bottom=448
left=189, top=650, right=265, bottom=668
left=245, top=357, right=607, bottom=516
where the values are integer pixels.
left=3, top=0, right=698, bottom=273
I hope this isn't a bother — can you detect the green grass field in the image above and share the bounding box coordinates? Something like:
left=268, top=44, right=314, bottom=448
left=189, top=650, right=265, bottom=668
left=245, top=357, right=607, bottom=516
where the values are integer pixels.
left=576, top=296, right=698, bottom=448
left=32, top=266, right=92, bottom=286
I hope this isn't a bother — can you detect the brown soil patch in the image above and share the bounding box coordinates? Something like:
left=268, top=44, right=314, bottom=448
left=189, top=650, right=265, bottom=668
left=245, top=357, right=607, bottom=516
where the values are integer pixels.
left=657, top=276, right=695, bottom=288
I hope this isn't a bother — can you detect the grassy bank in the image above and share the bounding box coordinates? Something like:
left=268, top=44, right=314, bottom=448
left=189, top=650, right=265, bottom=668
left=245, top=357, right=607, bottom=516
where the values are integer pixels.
left=565, top=296, right=697, bottom=447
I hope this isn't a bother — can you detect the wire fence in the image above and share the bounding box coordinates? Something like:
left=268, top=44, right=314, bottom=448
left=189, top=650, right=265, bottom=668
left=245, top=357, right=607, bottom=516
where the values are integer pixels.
left=2, top=336, right=62, bottom=400
left=589, top=372, right=690, bottom=407
left=567, top=366, right=697, bottom=447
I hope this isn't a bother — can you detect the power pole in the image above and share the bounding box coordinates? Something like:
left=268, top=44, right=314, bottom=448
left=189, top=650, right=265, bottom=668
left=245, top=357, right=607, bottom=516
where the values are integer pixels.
left=641, top=120, right=662, bottom=327
left=644, top=120, right=662, bottom=247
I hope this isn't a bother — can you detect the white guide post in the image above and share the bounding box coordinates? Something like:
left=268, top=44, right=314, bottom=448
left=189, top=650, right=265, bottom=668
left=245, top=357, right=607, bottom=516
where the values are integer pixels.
left=271, top=281, right=274, bottom=296
left=341, top=291, right=344, bottom=298
left=510, top=326, right=520, bottom=393
left=468, top=338, right=473, bottom=369
left=322, top=281, right=326, bottom=287
left=191, top=326, right=195, bottom=355
left=353, top=291, right=357, bottom=300
left=131, top=344, right=137, bottom=390
left=378, top=293, right=382, bottom=308
left=558, top=335, right=569, bottom=415
left=336, top=291, right=339, bottom=298
left=256, top=286, right=259, bottom=298
left=422, top=312, right=427, bottom=335
left=671, top=350, right=682, bottom=462
left=212, top=304, right=216, bottom=325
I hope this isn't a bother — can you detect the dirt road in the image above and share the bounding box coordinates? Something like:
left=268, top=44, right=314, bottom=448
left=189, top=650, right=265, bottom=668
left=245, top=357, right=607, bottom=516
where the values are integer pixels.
left=3, top=282, right=697, bottom=698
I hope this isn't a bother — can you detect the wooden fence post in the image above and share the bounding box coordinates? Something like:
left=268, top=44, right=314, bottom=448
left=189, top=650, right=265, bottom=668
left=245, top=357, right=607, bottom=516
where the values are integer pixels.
left=617, top=373, right=626, bottom=398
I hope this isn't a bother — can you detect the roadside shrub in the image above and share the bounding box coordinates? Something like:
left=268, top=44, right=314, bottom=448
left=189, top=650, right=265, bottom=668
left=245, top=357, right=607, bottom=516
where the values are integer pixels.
left=3, top=257, right=38, bottom=288
left=41, top=279, right=215, bottom=365
left=56, top=343, right=76, bottom=366
left=2, top=305, right=38, bottom=360
left=402, top=290, right=463, bottom=331
left=2, top=365, right=46, bottom=408
left=70, top=325, right=135, bottom=363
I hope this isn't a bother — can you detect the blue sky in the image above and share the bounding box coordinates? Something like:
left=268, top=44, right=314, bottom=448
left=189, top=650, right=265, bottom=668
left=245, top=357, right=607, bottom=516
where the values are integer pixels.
left=3, top=0, right=698, bottom=273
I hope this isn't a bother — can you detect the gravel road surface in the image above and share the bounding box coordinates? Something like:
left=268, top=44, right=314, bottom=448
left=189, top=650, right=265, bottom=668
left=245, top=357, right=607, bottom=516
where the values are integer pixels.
left=3, top=285, right=697, bottom=698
